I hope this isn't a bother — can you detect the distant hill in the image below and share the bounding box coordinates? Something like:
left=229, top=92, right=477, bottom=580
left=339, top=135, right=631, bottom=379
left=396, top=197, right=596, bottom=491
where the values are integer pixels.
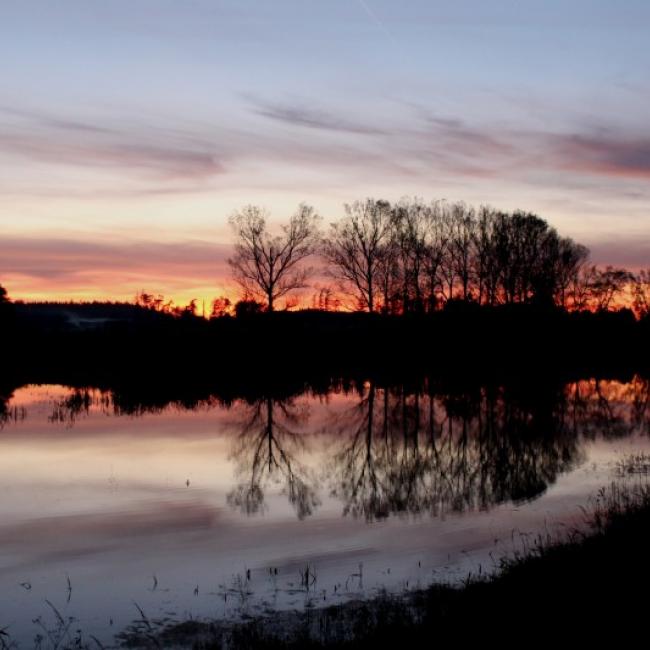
left=13, top=301, right=174, bottom=331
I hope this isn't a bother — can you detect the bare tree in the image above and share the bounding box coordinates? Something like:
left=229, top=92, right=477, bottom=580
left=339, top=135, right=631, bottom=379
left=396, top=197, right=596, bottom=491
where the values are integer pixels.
left=228, top=204, right=320, bottom=311
left=391, top=198, right=429, bottom=313
left=553, top=239, right=589, bottom=308
left=632, top=269, right=650, bottom=319
left=590, top=266, right=634, bottom=311
left=568, top=264, right=599, bottom=311
left=448, top=202, right=477, bottom=301
left=322, top=199, right=392, bottom=312
left=0, top=284, right=11, bottom=330
left=473, top=206, right=499, bottom=305
left=422, top=202, right=449, bottom=311
left=210, top=296, right=232, bottom=318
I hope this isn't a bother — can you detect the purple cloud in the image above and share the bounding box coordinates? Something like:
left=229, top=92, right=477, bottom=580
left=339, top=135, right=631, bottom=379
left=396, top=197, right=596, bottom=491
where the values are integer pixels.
left=551, top=133, right=650, bottom=178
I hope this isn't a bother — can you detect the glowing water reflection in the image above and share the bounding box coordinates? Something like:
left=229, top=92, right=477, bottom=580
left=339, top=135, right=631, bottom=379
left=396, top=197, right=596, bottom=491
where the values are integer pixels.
left=0, top=377, right=648, bottom=645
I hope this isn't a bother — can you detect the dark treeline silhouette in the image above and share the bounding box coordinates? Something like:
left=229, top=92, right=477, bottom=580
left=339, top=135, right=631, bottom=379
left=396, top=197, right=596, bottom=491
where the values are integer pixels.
left=0, top=198, right=649, bottom=386
left=226, top=198, right=649, bottom=316
left=3, top=299, right=648, bottom=388
left=2, top=198, right=649, bottom=324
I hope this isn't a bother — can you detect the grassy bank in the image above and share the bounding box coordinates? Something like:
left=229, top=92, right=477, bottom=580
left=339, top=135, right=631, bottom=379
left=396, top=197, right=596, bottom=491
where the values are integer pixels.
left=6, top=465, right=649, bottom=649
left=119, top=468, right=650, bottom=648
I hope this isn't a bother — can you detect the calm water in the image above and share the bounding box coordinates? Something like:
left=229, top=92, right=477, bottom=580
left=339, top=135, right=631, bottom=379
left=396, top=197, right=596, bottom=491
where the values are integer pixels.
left=0, top=377, right=649, bottom=646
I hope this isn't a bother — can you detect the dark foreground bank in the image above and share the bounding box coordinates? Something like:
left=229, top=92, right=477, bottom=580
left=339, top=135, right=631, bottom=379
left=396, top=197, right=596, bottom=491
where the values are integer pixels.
left=110, top=468, right=650, bottom=649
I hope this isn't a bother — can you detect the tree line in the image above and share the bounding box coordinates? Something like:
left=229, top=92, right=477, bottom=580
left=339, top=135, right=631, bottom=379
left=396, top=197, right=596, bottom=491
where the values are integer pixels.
left=226, top=198, right=650, bottom=317
left=2, top=197, right=647, bottom=320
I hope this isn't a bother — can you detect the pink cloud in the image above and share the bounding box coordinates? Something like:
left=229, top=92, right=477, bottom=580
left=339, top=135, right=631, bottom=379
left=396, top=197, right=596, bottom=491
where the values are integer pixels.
left=0, top=237, right=233, bottom=303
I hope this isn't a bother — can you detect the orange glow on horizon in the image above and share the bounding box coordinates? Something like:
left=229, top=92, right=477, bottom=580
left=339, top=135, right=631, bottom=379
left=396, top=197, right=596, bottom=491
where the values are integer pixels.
left=5, top=280, right=330, bottom=316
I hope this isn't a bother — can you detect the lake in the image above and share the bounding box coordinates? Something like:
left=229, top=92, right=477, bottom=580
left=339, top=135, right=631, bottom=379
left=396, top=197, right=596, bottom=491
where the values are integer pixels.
left=0, top=376, right=648, bottom=646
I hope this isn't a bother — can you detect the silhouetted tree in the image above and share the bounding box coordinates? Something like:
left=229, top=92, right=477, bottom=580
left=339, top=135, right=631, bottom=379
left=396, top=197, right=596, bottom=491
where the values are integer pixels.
left=320, top=199, right=597, bottom=313
left=565, top=264, right=635, bottom=312
left=590, top=266, right=634, bottom=311
left=322, top=199, right=392, bottom=312
left=391, top=198, right=430, bottom=313
left=553, top=239, right=589, bottom=308
left=422, top=201, right=450, bottom=311
left=210, top=296, right=232, bottom=318
left=632, top=269, right=650, bottom=319
left=221, top=196, right=639, bottom=314
left=447, top=202, right=477, bottom=301
left=567, top=264, right=598, bottom=310
left=134, top=291, right=174, bottom=313
left=228, top=204, right=320, bottom=311
left=234, top=299, right=263, bottom=318
left=0, top=284, right=14, bottom=331
left=311, top=284, right=340, bottom=311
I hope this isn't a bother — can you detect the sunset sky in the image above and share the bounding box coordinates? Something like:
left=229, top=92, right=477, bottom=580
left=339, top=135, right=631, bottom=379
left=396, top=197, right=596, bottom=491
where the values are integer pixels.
left=1, top=0, right=649, bottom=307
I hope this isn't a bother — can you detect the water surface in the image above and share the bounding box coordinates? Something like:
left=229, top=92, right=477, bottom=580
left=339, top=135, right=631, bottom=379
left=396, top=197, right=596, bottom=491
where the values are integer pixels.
left=0, top=377, right=648, bottom=646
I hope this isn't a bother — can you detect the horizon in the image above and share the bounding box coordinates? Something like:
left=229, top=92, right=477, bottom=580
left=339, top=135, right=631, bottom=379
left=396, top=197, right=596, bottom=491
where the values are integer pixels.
left=2, top=1, right=649, bottom=307
left=2, top=6, right=649, bottom=645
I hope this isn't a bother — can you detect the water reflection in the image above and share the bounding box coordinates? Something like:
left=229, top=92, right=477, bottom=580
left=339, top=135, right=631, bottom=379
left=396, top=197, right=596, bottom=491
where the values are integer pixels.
left=2, top=375, right=649, bottom=521
left=46, top=385, right=222, bottom=422
left=48, top=387, right=100, bottom=424
left=0, top=384, right=24, bottom=428
left=227, top=397, right=320, bottom=519
left=328, top=382, right=582, bottom=520
left=565, top=377, right=650, bottom=439
left=0, top=376, right=649, bottom=646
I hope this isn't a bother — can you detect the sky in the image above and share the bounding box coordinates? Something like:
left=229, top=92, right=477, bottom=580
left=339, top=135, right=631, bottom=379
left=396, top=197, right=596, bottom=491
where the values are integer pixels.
left=1, top=0, right=649, bottom=306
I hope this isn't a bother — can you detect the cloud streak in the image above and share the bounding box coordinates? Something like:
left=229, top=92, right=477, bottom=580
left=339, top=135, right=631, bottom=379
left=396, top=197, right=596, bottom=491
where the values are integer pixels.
left=551, top=133, right=650, bottom=179
left=4, top=101, right=650, bottom=201
left=249, top=98, right=386, bottom=135
left=0, top=237, right=227, bottom=277
left=0, top=106, right=225, bottom=181
left=411, top=110, right=650, bottom=183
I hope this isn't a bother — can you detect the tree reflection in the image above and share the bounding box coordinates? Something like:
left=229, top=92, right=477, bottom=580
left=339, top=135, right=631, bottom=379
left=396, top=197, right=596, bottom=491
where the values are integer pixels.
left=630, top=376, right=650, bottom=435
left=49, top=388, right=99, bottom=424
left=0, top=389, right=10, bottom=428
left=227, top=397, right=320, bottom=519
left=564, top=377, right=650, bottom=439
left=329, top=382, right=584, bottom=521
left=10, top=374, right=650, bottom=521
left=0, top=385, right=25, bottom=429
left=325, top=377, right=650, bottom=521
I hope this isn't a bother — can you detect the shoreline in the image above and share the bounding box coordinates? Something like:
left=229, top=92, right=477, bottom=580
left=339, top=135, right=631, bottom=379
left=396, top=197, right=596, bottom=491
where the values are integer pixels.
left=5, top=469, right=647, bottom=649
left=114, top=472, right=650, bottom=648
